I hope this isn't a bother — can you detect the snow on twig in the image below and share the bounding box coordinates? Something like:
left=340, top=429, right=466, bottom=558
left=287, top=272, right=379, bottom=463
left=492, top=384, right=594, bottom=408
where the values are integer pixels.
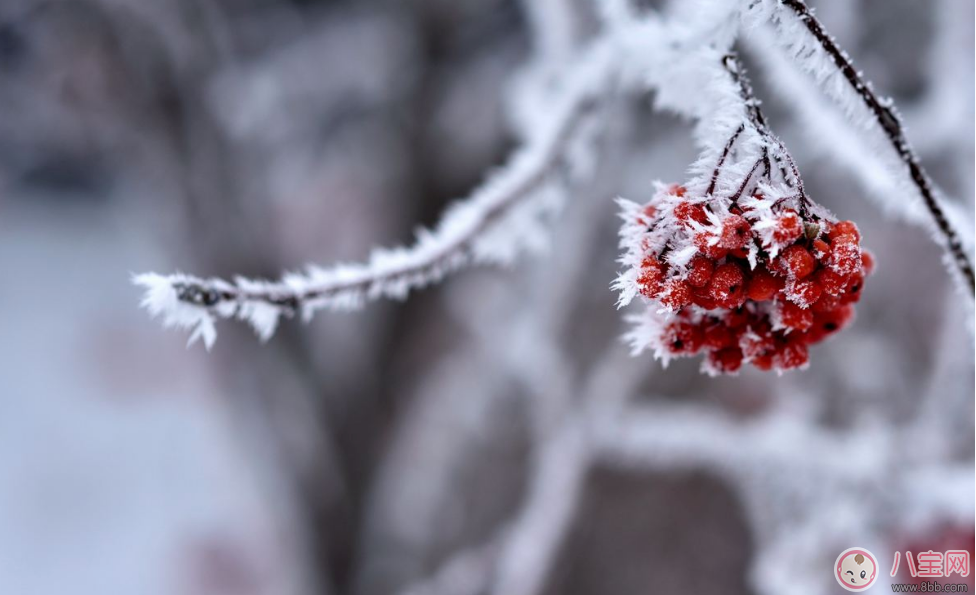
left=135, top=40, right=614, bottom=348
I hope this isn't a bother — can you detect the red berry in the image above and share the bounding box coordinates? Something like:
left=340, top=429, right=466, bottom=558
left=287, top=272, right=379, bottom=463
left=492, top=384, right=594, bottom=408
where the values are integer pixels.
left=778, top=244, right=817, bottom=279
left=812, top=293, right=842, bottom=313
left=812, top=238, right=831, bottom=260
left=814, top=267, right=848, bottom=297
left=674, top=201, right=709, bottom=226
left=861, top=250, right=875, bottom=276
left=637, top=257, right=666, bottom=299
left=703, top=320, right=736, bottom=350
left=707, top=347, right=744, bottom=374
left=687, top=255, right=715, bottom=288
left=775, top=338, right=809, bottom=370
left=746, top=267, right=783, bottom=302
left=641, top=204, right=658, bottom=220
left=662, top=321, right=703, bottom=355
left=741, top=322, right=775, bottom=358
left=828, top=220, right=860, bottom=242
left=778, top=300, right=814, bottom=332
left=805, top=304, right=855, bottom=344
left=694, top=232, right=729, bottom=260
left=708, top=263, right=747, bottom=309
left=725, top=307, right=751, bottom=329
left=772, top=210, right=803, bottom=245
left=728, top=245, right=750, bottom=259
left=829, top=234, right=862, bottom=276
left=691, top=285, right=718, bottom=310
left=752, top=353, right=774, bottom=371
left=659, top=279, right=693, bottom=311
left=718, top=215, right=752, bottom=249
left=668, top=184, right=687, bottom=197
left=840, top=271, right=865, bottom=304
left=786, top=278, right=823, bottom=308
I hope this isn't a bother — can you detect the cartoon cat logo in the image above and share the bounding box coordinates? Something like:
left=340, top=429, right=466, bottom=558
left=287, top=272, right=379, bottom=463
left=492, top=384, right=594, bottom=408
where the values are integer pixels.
left=835, top=547, right=878, bottom=591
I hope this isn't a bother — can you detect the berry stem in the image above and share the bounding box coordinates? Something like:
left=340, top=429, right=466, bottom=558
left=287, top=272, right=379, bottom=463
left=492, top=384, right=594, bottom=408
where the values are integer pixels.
left=723, top=53, right=812, bottom=211
left=729, top=156, right=765, bottom=204
left=707, top=124, right=746, bottom=196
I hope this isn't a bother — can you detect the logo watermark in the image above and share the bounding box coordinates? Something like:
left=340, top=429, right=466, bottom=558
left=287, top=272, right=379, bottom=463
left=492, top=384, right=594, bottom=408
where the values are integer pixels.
left=836, top=547, right=879, bottom=591
left=834, top=547, right=971, bottom=592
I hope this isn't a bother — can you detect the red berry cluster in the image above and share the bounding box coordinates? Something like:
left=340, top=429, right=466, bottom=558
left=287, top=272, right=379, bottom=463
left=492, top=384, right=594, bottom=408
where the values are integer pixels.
left=621, top=184, right=873, bottom=375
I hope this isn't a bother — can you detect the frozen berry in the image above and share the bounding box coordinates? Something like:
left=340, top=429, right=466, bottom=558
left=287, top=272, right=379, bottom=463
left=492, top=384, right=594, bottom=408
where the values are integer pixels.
left=840, top=271, right=865, bottom=304
left=805, top=304, right=855, bottom=343
left=778, top=245, right=817, bottom=279
left=812, top=238, right=831, bottom=260
left=703, top=320, right=736, bottom=350
left=778, top=300, right=814, bottom=332
left=775, top=338, right=809, bottom=370
left=828, top=220, right=860, bottom=242
left=660, top=279, right=693, bottom=310
left=772, top=210, right=803, bottom=245
left=707, top=347, right=744, bottom=374
left=812, top=293, right=842, bottom=313
left=786, top=278, right=823, bottom=308
left=725, top=307, right=750, bottom=329
left=741, top=322, right=777, bottom=363
left=728, top=245, right=750, bottom=259
left=752, top=352, right=774, bottom=371
left=814, top=267, right=848, bottom=297
left=691, top=285, right=718, bottom=310
left=694, top=232, right=729, bottom=260
left=668, top=184, right=687, bottom=197
left=662, top=321, right=703, bottom=355
left=637, top=257, right=666, bottom=299
left=687, top=255, right=715, bottom=288
left=718, top=215, right=752, bottom=249
left=674, top=202, right=709, bottom=226
left=861, top=250, right=875, bottom=276
left=829, top=234, right=861, bottom=276
left=708, top=263, right=747, bottom=309
left=746, top=267, right=783, bottom=302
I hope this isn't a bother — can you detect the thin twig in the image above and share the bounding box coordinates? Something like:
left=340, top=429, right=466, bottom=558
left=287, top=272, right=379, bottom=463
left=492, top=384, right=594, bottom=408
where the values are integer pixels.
left=723, top=53, right=809, bottom=206
left=164, top=95, right=598, bottom=315
left=730, top=156, right=764, bottom=203
left=780, top=0, right=975, bottom=294
left=706, top=124, right=745, bottom=196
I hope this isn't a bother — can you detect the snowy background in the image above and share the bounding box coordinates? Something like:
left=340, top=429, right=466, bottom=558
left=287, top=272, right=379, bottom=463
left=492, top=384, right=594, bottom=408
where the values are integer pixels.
left=0, top=0, right=972, bottom=594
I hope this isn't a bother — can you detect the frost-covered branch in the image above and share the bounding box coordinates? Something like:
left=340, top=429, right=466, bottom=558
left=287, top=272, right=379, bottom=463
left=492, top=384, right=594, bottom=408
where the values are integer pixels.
left=748, top=0, right=975, bottom=295
left=135, top=41, right=612, bottom=348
